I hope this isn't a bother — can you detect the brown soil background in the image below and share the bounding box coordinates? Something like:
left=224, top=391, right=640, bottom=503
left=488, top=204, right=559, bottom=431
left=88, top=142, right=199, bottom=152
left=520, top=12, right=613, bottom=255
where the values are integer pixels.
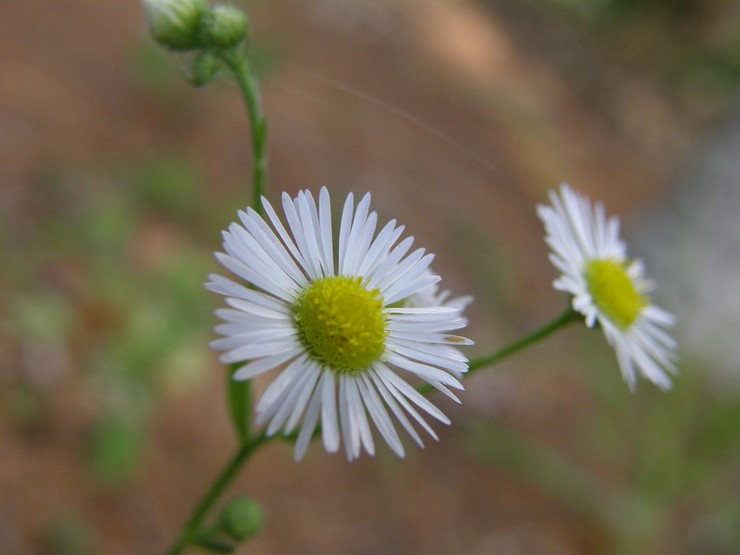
left=1, top=1, right=738, bottom=554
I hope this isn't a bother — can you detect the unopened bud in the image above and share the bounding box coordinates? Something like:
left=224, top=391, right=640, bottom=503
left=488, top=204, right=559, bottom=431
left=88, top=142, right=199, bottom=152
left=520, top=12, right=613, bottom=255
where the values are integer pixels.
left=218, top=497, right=263, bottom=542
left=200, top=4, right=250, bottom=50
left=142, top=0, right=208, bottom=51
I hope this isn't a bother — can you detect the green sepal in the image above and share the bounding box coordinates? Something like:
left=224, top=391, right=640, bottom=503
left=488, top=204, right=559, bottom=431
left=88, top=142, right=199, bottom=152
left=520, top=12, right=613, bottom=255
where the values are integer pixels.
left=227, top=363, right=252, bottom=442
left=186, top=50, right=224, bottom=87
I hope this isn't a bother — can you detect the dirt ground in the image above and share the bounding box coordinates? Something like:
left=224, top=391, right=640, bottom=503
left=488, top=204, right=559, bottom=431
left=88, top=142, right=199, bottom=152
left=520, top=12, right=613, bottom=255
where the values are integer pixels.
left=1, top=1, right=738, bottom=554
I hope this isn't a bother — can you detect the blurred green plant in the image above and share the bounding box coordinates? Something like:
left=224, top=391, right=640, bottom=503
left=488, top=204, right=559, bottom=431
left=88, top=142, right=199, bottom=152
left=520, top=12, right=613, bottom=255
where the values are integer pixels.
left=482, top=0, right=740, bottom=111
left=42, top=514, right=97, bottom=555
left=464, top=340, right=740, bottom=554
left=3, top=155, right=225, bottom=492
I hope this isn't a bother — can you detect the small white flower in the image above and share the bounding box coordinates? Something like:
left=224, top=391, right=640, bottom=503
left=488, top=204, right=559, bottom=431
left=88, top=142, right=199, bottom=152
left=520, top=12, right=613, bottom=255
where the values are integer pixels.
left=537, top=184, right=678, bottom=390
left=208, top=188, right=472, bottom=460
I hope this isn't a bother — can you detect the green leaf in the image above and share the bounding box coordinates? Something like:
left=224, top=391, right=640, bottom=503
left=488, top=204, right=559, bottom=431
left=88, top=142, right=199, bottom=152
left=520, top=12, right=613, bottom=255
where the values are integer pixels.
left=227, top=363, right=251, bottom=442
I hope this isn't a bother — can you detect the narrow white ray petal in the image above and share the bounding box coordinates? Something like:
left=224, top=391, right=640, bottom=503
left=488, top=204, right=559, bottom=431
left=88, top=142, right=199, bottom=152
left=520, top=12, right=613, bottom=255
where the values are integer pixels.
left=374, top=365, right=442, bottom=439
left=369, top=367, right=425, bottom=447
left=383, top=274, right=440, bottom=306
left=357, top=374, right=404, bottom=457
left=389, top=338, right=469, bottom=362
left=642, top=305, right=677, bottom=327
left=375, top=364, right=450, bottom=425
left=337, top=192, right=355, bottom=275
left=387, top=353, right=463, bottom=389
left=220, top=340, right=297, bottom=364
left=255, top=354, right=308, bottom=415
left=342, top=194, right=371, bottom=276
left=282, top=192, right=322, bottom=279
left=386, top=306, right=459, bottom=317
left=341, top=193, right=373, bottom=276
left=210, top=327, right=296, bottom=351
left=294, top=380, right=324, bottom=461
left=318, top=187, right=335, bottom=276
left=390, top=344, right=469, bottom=374
left=387, top=317, right=466, bottom=333
left=296, top=191, right=327, bottom=277
left=238, top=207, right=307, bottom=285
left=232, top=347, right=303, bottom=380
left=284, top=361, right=325, bottom=433
left=266, top=364, right=321, bottom=436
left=214, top=319, right=292, bottom=336
left=223, top=225, right=302, bottom=292
left=320, top=370, right=340, bottom=453
left=339, top=374, right=354, bottom=460
left=388, top=330, right=474, bottom=346
left=356, top=220, right=404, bottom=277
left=261, top=196, right=311, bottom=273
left=215, top=253, right=296, bottom=302
left=206, top=275, right=291, bottom=314
left=346, top=376, right=374, bottom=458
left=344, top=211, right=378, bottom=276
left=366, top=236, right=415, bottom=285
left=371, top=246, right=426, bottom=293
left=223, top=297, right=291, bottom=320
left=421, top=378, right=461, bottom=403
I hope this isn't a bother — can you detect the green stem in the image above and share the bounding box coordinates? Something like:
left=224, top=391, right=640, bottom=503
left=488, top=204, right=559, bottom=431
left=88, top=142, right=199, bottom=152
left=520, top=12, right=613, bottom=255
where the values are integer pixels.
left=165, top=433, right=271, bottom=555
left=418, top=307, right=578, bottom=397
left=468, top=307, right=579, bottom=375
left=164, top=50, right=271, bottom=555
left=220, top=50, right=268, bottom=215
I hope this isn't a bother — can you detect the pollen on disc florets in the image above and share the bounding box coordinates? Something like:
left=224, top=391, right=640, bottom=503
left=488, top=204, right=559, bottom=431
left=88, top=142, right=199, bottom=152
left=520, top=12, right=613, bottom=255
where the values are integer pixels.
left=293, top=276, right=388, bottom=373
left=585, top=258, right=648, bottom=329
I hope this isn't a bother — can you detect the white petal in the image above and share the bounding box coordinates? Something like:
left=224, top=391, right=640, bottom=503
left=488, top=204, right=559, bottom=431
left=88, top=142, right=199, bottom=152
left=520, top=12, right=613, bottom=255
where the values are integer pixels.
left=320, top=370, right=340, bottom=453
left=232, top=347, right=303, bottom=380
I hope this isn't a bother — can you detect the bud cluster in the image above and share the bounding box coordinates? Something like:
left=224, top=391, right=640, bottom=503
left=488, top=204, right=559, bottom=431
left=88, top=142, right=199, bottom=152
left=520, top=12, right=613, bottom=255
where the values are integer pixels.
left=142, top=0, right=249, bottom=52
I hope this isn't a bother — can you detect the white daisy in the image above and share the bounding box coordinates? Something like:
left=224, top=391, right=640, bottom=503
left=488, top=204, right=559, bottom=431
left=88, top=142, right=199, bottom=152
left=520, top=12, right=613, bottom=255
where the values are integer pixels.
left=537, top=184, right=678, bottom=390
left=207, top=188, right=472, bottom=460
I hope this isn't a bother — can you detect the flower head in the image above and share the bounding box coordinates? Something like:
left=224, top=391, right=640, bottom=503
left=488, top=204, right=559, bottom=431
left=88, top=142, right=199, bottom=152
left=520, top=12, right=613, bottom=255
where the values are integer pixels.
left=200, top=4, right=250, bottom=49
left=141, top=0, right=207, bottom=51
left=537, top=184, right=678, bottom=390
left=207, top=188, right=472, bottom=460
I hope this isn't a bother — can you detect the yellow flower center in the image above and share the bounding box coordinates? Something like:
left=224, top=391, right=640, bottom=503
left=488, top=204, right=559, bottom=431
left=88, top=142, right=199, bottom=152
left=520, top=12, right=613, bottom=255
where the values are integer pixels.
left=293, top=276, right=387, bottom=373
left=585, top=259, right=648, bottom=329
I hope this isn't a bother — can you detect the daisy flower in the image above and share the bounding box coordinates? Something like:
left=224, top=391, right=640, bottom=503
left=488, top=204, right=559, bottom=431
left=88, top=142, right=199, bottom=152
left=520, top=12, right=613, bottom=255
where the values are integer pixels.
left=207, top=188, right=472, bottom=460
left=537, top=184, right=678, bottom=390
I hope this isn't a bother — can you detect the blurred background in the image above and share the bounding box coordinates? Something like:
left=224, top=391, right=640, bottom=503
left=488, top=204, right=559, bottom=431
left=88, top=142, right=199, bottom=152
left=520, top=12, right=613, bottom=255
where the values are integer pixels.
left=1, top=0, right=739, bottom=553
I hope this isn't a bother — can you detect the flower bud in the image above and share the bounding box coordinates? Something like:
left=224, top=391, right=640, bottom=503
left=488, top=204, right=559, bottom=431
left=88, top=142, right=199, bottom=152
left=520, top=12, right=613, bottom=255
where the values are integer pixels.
left=200, top=4, right=250, bottom=50
left=218, top=497, right=263, bottom=542
left=142, top=0, right=208, bottom=51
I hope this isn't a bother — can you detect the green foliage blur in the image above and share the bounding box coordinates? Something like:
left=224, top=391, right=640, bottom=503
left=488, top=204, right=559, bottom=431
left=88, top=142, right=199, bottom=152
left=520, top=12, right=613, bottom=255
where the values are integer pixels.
left=465, top=335, right=740, bottom=554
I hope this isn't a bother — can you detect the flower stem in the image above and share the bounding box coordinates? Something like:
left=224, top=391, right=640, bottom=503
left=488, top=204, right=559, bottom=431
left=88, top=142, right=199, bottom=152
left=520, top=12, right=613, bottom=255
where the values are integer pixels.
left=165, top=433, right=270, bottom=555
left=220, top=50, right=268, bottom=215
left=468, top=307, right=579, bottom=375
left=164, top=50, right=271, bottom=555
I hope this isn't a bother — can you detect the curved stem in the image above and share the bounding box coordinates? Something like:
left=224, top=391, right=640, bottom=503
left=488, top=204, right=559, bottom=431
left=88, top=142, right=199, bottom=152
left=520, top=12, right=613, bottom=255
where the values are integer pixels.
left=165, top=433, right=271, bottom=555
left=417, top=307, right=579, bottom=397
left=165, top=49, right=272, bottom=555
left=220, top=50, right=268, bottom=215
left=468, top=307, right=579, bottom=375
